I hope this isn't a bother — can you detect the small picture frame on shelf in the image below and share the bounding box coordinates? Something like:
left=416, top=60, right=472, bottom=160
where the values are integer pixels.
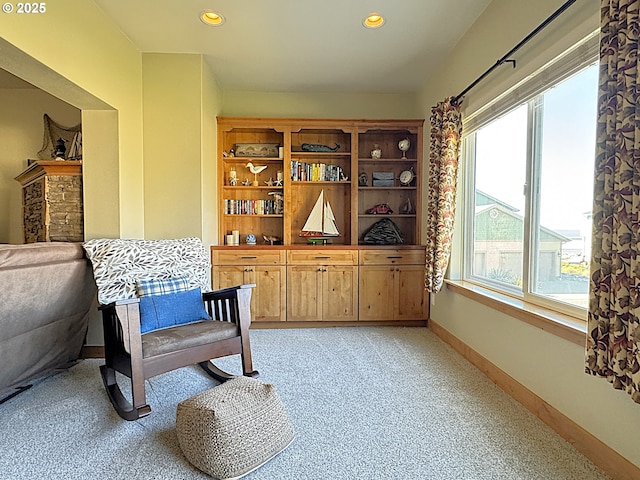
left=235, top=143, right=279, bottom=157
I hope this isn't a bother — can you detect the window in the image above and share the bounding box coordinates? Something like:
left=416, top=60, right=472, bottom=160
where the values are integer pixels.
left=462, top=37, right=598, bottom=316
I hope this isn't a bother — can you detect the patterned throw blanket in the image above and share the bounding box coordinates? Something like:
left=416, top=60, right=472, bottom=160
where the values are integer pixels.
left=82, top=237, right=210, bottom=305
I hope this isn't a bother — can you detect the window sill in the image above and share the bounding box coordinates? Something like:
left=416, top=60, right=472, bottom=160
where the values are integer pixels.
left=444, top=280, right=587, bottom=346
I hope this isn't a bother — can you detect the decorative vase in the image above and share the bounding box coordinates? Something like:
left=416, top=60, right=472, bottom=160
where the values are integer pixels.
left=370, top=144, right=382, bottom=159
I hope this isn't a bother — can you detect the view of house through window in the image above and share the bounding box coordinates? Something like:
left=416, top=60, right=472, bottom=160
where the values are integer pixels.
left=465, top=61, right=598, bottom=313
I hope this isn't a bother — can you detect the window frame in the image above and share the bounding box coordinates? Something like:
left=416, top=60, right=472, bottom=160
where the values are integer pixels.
left=460, top=33, right=599, bottom=320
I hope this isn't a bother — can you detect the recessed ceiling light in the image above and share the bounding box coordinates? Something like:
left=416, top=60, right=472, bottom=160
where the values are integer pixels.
left=200, top=10, right=225, bottom=26
left=363, top=13, right=385, bottom=29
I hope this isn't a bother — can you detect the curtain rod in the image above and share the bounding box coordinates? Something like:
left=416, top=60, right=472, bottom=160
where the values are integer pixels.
left=452, top=0, right=577, bottom=105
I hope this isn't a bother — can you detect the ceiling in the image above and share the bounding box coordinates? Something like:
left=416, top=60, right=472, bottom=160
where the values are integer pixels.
left=89, top=0, right=492, bottom=94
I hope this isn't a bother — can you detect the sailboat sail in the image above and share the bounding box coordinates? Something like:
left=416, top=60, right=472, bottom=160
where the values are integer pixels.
left=302, top=191, right=324, bottom=232
left=323, top=201, right=339, bottom=235
left=301, top=190, right=340, bottom=237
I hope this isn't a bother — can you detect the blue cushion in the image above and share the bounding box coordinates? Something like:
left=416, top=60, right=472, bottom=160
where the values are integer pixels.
left=138, top=288, right=211, bottom=334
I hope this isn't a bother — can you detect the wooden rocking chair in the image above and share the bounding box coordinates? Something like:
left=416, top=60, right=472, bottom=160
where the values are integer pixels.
left=83, top=238, right=258, bottom=421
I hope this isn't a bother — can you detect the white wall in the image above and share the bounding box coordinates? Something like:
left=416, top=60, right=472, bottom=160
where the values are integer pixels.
left=420, top=0, right=640, bottom=470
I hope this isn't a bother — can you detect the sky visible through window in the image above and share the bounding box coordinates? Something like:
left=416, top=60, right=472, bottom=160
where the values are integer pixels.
left=475, top=63, right=598, bottom=232
left=472, top=63, right=598, bottom=308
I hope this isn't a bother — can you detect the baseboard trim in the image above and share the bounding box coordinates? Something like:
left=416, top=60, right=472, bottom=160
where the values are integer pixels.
left=429, top=319, right=639, bottom=480
left=80, top=346, right=104, bottom=358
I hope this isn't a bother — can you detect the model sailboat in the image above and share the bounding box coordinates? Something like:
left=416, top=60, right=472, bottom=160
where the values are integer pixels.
left=300, top=190, right=340, bottom=243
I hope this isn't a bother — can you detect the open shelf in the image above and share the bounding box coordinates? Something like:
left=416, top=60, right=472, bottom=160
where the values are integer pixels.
left=217, top=118, right=423, bottom=246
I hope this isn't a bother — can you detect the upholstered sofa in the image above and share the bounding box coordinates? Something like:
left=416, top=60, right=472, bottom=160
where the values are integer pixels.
left=0, top=242, right=96, bottom=400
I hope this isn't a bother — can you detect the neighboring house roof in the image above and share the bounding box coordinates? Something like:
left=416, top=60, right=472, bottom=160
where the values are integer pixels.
left=475, top=204, right=570, bottom=242
left=475, top=190, right=520, bottom=212
left=555, top=229, right=582, bottom=240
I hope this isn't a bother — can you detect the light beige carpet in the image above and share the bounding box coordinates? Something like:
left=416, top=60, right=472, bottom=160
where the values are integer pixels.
left=0, top=327, right=612, bottom=479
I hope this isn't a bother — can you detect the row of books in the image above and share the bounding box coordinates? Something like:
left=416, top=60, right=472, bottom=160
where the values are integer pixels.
left=224, top=199, right=281, bottom=215
left=290, top=160, right=345, bottom=182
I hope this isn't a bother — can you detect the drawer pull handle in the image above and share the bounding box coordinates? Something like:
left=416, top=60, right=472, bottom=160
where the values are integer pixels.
left=387, top=256, right=403, bottom=259
left=241, top=256, right=257, bottom=259
left=315, top=256, right=331, bottom=259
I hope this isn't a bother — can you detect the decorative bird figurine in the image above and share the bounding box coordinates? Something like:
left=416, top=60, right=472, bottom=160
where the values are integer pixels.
left=246, top=162, right=267, bottom=186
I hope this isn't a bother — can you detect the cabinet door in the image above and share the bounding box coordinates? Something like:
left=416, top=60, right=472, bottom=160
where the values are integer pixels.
left=395, top=265, right=427, bottom=320
left=358, top=265, right=395, bottom=321
left=252, top=266, right=286, bottom=322
left=323, top=265, right=358, bottom=321
left=212, top=265, right=246, bottom=290
left=212, top=265, right=285, bottom=322
left=287, top=265, right=322, bottom=321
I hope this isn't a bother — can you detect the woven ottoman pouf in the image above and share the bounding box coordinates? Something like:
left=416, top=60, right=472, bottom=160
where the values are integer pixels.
left=176, top=376, right=295, bottom=480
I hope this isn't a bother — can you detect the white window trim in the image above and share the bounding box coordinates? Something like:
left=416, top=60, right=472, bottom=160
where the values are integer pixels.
left=460, top=32, right=599, bottom=320
left=462, top=30, right=599, bottom=136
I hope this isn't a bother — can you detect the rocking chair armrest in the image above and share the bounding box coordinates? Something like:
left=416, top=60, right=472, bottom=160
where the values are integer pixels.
left=203, top=284, right=255, bottom=330
left=202, top=283, right=256, bottom=301
left=98, top=298, right=141, bottom=311
left=98, top=298, right=143, bottom=356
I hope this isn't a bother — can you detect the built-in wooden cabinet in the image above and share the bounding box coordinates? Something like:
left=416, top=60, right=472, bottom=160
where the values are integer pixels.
left=217, top=117, right=423, bottom=246
left=358, top=247, right=428, bottom=321
left=211, top=245, right=428, bottom=325
left=357, top=128, right=421, bottom=245
left=211, top=249, right=286, bottom=322
left=214, top=117, right=427, bottom=326
left=217, top=122, right=285, bottom=245
left=286, top=249, right=358, bottom=321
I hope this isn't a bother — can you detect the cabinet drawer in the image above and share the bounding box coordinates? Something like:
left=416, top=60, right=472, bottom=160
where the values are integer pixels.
left=287, top=249, right=357, bottom=265
left=359, top=248, right=425, bottom=265
left=213, top=249, right=286, bottom=265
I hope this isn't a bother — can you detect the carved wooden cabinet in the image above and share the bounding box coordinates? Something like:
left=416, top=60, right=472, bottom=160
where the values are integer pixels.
left=15, top=160, right=83, bottom=243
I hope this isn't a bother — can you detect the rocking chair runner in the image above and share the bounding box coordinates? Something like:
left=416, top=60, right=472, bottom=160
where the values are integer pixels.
left=83, top=238, right=258, bottom=421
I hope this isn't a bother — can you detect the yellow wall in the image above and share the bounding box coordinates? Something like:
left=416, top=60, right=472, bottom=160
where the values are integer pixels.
left=141, top=54, right=225, bottom=244
left=0, top=0, right=144, bottom=239
left=222, top=91, right=420, bottom=118
left=420, top=0, right=640, bottom=470
left=0, top=89, right=81, bottom=243
left=0, top=0, right=636, bottom=471
left=202, top=60, right=224, bottom=247
left=142, top=54, right=204, bottom=239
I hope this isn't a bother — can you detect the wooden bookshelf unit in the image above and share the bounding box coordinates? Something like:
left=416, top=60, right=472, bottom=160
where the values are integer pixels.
left=215, top=117, right=428, bottom=325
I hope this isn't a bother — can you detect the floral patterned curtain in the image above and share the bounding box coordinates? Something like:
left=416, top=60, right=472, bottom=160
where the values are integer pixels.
left=586, top=0, right=640, bottom=404
left=425, top=98, right=462, bottom=293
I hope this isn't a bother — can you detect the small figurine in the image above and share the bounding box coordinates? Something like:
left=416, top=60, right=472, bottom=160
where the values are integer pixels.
left=301, top=142, right=340, bottom=152
left=246, top=233, right=257, bottom=245
left=246, top=162, right=267, bottom=186
left=241, top=177, right=251, bottom=186
left=263, top=235, right=280, bottom=245
left=54, top=138, right=66, bottom=159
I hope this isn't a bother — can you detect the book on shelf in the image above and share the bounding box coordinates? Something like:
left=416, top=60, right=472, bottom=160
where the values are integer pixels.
left=224, top=199, right=278, bottom=215
left=290, top=160, right=343, bottom=182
